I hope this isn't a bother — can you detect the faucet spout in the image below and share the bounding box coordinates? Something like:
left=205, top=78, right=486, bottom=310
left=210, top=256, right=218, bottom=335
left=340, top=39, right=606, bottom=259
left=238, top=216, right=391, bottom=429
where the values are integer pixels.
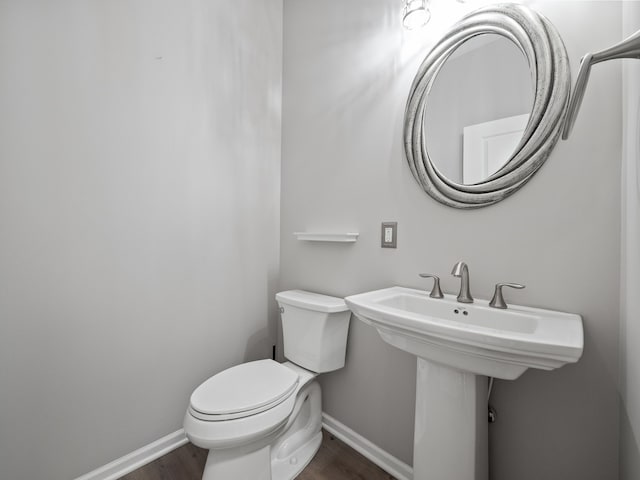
left=451, top=261, right=474, bottom=303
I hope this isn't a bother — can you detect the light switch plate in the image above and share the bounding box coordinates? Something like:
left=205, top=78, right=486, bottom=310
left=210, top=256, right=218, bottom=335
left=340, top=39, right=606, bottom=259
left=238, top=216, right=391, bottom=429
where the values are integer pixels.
left=381, top=222, right=397, bottom=248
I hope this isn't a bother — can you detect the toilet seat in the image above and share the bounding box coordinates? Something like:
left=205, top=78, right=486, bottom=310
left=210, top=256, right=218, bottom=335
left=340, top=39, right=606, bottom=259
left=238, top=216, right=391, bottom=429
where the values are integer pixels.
left=185, top=390, right=298, bottom=449
left=189, top=359, right=299, bottom=421
left=185, top=361, right=306, bottom=450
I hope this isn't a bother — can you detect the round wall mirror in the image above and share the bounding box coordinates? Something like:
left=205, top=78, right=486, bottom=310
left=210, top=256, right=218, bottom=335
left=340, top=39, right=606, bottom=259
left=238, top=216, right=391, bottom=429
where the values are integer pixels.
left=404, top=4, right=571, bottom=208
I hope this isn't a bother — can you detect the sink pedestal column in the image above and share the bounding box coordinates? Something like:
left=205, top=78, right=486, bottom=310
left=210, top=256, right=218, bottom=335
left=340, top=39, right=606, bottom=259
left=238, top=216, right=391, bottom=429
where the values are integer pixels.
left=413, top=358, right=488, bottom=480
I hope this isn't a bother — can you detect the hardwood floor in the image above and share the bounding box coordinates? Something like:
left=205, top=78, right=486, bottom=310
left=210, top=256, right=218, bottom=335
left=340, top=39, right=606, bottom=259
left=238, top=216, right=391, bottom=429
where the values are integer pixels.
left=296, top=430, right=396, bottom=480
left=119, top=430, right=396, bottom=480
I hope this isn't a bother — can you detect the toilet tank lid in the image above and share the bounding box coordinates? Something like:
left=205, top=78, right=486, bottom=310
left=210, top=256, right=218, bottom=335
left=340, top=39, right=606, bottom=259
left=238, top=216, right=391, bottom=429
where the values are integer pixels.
left=276, top=290, right=349, bottom=313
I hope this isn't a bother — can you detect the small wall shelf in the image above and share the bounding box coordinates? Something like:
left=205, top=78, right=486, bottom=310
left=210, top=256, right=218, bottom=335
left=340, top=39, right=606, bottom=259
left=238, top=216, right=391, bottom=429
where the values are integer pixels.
left=293, top=232, right=359, bottom=243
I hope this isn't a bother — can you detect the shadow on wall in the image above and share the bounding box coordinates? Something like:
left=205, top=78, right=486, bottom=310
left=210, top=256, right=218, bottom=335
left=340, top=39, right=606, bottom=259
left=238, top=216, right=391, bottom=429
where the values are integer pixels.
left=244, top=327, right=274, bottom=363
left=620, top=402, right=640, bottom=479
left=267, top=264, right=281, bottom=360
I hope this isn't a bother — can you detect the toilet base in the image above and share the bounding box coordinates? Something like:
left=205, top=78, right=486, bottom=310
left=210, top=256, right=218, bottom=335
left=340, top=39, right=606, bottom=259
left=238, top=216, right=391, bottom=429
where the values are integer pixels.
left=200, top=379, right=323, bottom=480
left=271, top=430, right=322, bottom=480
left=202, top=444, right=273, bottom=480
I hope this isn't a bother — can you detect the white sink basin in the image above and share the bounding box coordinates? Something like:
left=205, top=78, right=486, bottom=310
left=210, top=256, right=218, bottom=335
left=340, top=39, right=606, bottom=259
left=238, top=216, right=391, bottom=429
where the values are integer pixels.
left=345, top=286, right=583, bottom=380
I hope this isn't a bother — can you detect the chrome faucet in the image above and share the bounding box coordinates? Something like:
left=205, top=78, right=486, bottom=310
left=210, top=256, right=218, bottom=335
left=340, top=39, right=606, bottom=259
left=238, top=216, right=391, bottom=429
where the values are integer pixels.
left=419, top=273, right=444, bottom=298
left=489, top=282, right=525, bottom=309
left=451, top=261, right=473, bottom=303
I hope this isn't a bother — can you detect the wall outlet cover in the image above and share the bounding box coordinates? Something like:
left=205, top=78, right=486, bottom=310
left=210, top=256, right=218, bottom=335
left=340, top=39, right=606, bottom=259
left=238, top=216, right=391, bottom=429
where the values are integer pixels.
left=381, top=222, right=397, bottom=248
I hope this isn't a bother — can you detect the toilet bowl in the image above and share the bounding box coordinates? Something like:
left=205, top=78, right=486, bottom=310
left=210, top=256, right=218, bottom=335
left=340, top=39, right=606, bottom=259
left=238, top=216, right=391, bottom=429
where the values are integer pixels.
left=184, top=290, right=351, bottom=480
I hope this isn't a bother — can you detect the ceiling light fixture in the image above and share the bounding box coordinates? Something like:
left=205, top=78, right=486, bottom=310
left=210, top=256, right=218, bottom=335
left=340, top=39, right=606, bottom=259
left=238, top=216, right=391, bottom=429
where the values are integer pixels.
left=402, top=0, right=431, bottom=30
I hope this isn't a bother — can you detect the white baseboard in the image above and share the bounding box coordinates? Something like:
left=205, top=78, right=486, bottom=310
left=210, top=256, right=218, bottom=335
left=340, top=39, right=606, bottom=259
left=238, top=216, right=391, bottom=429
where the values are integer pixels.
left=322, top=413, right=413, bottom=480
left=75, top=416, right=411, bottom=480
left=74, top=429, right=188, bottom=480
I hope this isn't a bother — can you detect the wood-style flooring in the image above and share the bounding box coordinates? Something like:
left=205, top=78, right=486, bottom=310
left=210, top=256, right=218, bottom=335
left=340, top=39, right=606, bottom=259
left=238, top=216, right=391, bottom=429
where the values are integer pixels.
left=120, top=429, right=396, bottom=480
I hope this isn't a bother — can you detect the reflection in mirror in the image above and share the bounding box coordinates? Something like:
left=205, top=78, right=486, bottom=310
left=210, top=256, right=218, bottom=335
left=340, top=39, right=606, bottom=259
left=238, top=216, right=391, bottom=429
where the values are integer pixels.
left=424, top=35, right=533, bottom=185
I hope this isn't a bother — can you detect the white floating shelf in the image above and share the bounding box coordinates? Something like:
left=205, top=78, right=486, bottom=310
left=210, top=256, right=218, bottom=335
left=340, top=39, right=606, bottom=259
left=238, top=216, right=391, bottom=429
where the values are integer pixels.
left=294, top=232, right=359, bottom=243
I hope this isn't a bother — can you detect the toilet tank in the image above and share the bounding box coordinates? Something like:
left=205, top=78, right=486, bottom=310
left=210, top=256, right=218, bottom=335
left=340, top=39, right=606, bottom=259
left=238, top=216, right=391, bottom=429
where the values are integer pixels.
left=276, top=290, right=351, bottom=373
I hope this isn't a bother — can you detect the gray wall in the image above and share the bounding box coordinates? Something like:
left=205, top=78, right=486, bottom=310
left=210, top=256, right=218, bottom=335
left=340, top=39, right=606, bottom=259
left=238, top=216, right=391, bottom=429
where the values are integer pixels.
left=0, top=1, right=282, bottom=479
left=281, top=1, right=621, bottom=479
left=620, top=2, right=640, bottom=479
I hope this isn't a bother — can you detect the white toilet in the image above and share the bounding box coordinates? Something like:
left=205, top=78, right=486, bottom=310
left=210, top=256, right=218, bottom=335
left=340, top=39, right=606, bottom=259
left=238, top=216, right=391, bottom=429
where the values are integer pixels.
left=183, top=290, right=351, bottom=480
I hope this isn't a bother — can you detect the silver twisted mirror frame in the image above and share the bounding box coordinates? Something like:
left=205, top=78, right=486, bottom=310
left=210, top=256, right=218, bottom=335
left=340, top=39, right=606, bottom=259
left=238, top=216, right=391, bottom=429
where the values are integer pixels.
left=403, top=4, right=571, bottom=209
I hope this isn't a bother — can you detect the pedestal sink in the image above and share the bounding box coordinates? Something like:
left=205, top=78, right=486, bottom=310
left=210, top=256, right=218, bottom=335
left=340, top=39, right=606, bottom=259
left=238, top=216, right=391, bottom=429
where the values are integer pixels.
left=344, top=286, right=583, bottom=480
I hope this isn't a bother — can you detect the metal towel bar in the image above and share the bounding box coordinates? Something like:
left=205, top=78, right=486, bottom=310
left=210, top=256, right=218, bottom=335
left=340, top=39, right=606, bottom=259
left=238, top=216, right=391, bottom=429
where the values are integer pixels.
left=562, top=29, right=640, bottom=140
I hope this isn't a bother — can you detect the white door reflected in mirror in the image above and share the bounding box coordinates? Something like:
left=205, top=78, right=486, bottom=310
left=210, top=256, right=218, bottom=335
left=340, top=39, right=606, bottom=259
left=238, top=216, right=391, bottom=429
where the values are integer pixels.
left=462, top=113, right=529, bottom=184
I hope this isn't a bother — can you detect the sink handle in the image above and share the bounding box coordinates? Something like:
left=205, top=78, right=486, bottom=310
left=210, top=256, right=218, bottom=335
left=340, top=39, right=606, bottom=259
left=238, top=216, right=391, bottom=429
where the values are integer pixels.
left=490, top=283, right=525, bottom=309
left=419, top=274, right=444, bottom=299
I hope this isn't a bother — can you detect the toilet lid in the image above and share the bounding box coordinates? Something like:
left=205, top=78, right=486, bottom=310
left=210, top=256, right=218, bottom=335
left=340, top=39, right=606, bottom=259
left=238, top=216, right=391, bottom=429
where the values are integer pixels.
left=190, top=360, right=299, bottom=419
